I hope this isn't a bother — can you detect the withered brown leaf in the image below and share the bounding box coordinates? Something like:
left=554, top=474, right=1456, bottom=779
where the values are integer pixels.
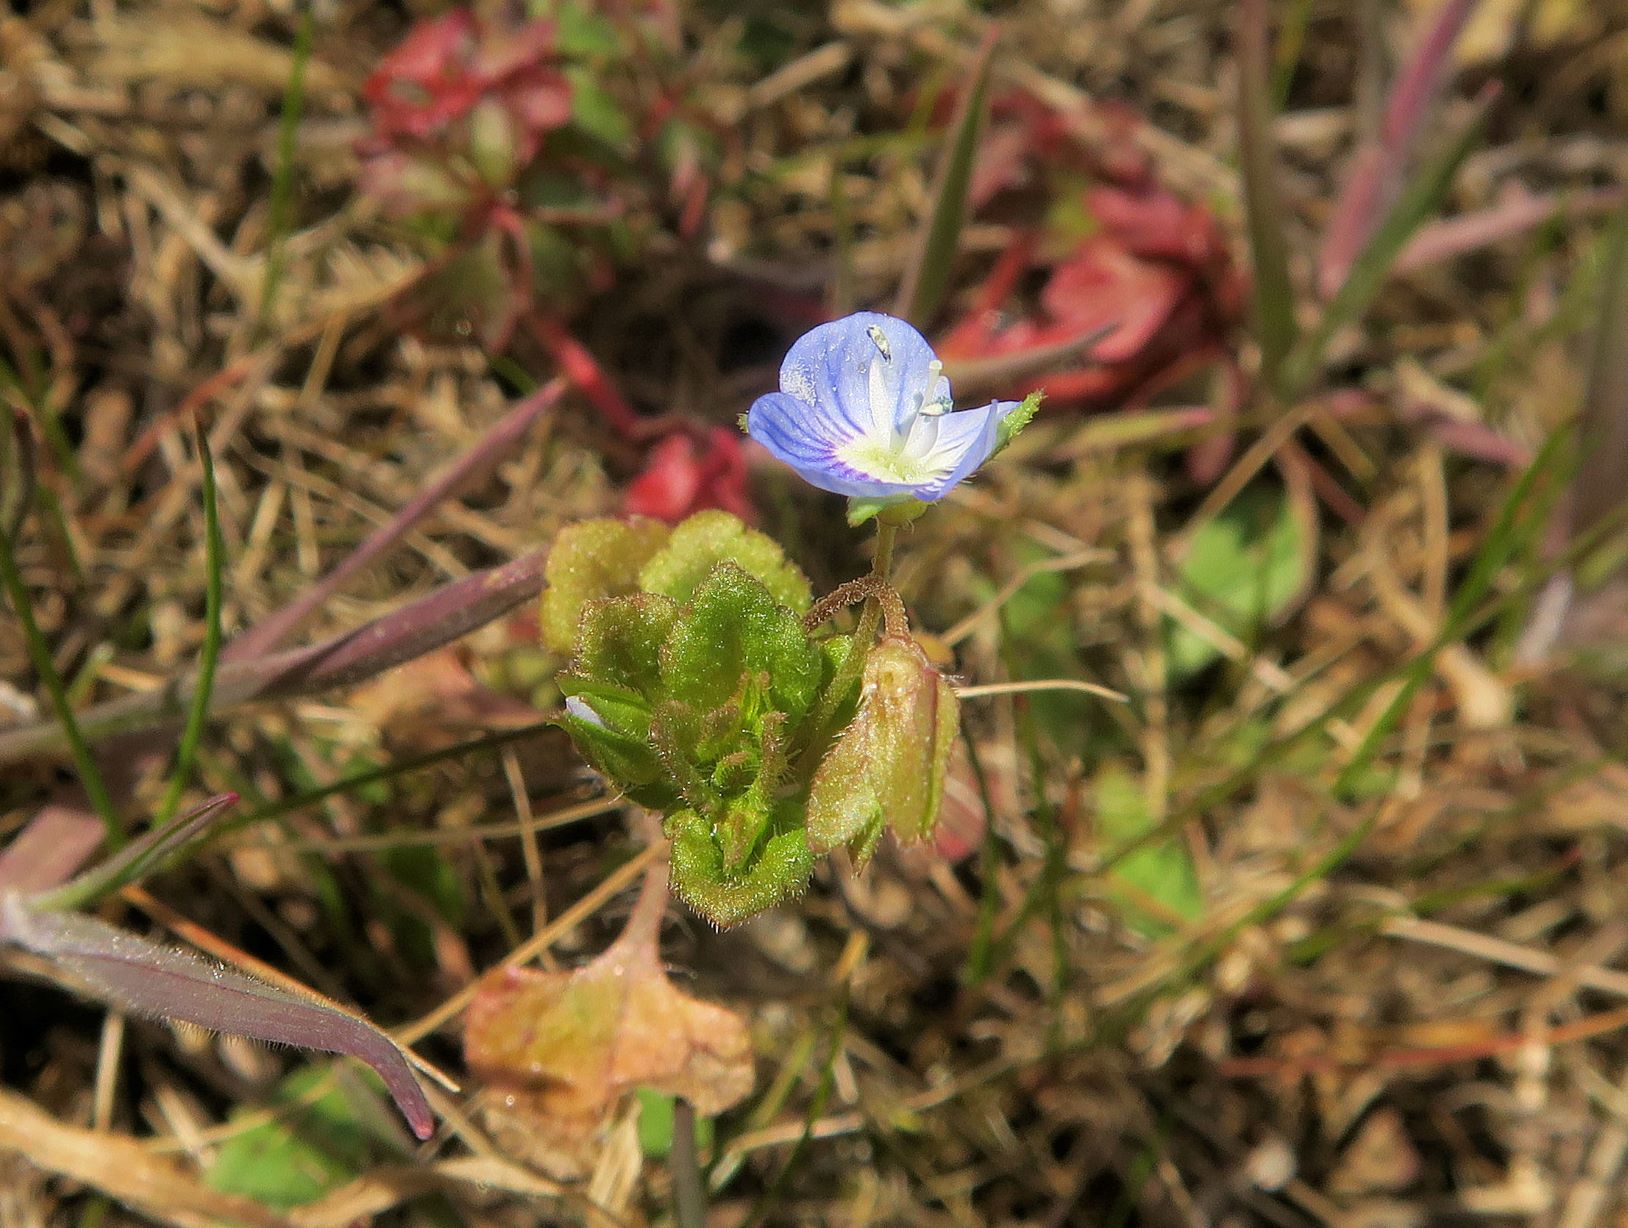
left=465, top=858, right=753, bottom=1178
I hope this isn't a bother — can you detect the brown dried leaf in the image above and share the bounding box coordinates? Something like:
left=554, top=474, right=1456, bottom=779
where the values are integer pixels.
left=350, top=647, right=544, bottom=748
left=465, top=862, right=753, bottom=1178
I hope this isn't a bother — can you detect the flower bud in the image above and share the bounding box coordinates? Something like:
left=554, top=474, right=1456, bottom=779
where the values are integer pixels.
left=806, top=635, right=959, bottom=868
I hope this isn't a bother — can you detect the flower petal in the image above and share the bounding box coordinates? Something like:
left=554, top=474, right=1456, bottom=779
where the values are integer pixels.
left=778, top=312, right=942, bottom=441
left=747, top=391, right=915, bottom=499
left=901, top=399, right=1022, bottom=501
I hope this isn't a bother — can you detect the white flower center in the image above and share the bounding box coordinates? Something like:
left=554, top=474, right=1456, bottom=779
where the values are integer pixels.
left=839, top=357, right=957, bottom=483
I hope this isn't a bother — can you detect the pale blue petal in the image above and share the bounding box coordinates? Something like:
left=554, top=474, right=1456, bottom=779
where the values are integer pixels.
left=902, top=399, right=1022, bottom=502
left=778, top=312, right=942, bottom=441
left=747, top=391, right=915, bottom=499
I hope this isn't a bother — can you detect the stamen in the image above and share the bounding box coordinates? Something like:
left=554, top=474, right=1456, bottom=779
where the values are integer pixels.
left=917, top=360, right=949, bottom=417
left=866, top=324, right=892, bottom=362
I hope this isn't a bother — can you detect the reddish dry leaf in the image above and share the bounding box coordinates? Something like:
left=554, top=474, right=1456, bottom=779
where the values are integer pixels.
left=465, top=860, right=753, bottom=1177
left=361, top=10, right=570, bottom=175
left=350, top=646, right=544, bottom=748
left=938, top=90, right=1243, bottom=412
left=624, top=427, right=755, bottom=524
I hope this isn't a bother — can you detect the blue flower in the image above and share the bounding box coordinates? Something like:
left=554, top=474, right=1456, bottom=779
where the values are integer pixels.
left=746, top=312, right=1021, bottom=502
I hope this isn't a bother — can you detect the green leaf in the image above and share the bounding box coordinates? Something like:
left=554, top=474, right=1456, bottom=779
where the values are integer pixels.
left=1167, top=485, right=1309, bottom=680
left=567, top=66, right=635, bottom=152
left=666, top=808, right=813, bottom=928
left=659, top=564, right=822, bottom=720
left=1094, top=767, right=1202, bottom=937
left=570, top=593, right=679, bottom=697
left=636, top=1087, right=676, bottom=1157
left=541, top=0, right=620, bottom=56
left=639, top=510, right=812, bottom=613
left=540, top=518, right=671, bottom=654
left=208, top=1068, right=397, bottom=1208
left=636, top=1087, right=715, bottom=1159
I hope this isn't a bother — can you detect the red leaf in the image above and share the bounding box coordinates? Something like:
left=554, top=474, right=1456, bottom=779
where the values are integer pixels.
left=624, top=428, right=754, bottom=524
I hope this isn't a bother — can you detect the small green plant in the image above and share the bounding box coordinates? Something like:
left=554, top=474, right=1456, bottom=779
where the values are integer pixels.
left=544, top=313, right=1042, bottom=928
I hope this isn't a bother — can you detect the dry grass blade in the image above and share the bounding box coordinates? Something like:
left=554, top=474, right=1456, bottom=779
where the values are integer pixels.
left=0, top=550, right=550, bottom=764
left=0, top=1085, right=291, bottom=1228
left=225, top=378, right=565, bottom=661
left=1397, top=185, right=1628, bottom=273
left=0, top=804, right=107, bottom=895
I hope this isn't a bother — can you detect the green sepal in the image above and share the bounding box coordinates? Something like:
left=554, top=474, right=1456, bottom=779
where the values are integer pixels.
left=556, top=677, right=650, bottom=737
left=846, top=496, right=927, bottom=528
left=805, top=711, right=882, bottom=865
left=659, top=563, right=823, bottom=720
left=555, top=682, right=675, bottom=809
left=817, top=635, right=863, bottom=727
left=992, top=390, right=1044, bottom=457
left=666, top=807, right=813, bottom=929
left=540, top=518, right=671, bottom=654
left=714, top=710, right=787, bottom=873
left=639, top=510, right=812, bottom=612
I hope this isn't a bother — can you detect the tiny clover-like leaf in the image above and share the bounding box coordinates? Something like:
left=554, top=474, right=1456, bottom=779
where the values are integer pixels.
left=638, top=510, right=812, bottom=612
left=659, top=563, right=823, bottom=720
left=666, top=806, right=813, bottom=928
left=540, top=517, right=670, bottom=654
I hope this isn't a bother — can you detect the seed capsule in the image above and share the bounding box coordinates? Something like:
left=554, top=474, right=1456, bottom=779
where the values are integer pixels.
left=807, top=635, right=960, bottom=867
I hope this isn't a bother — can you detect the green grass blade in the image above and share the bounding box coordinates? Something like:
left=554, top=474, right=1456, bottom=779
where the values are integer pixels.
left=893, top=30, right=997, bottom=327
left=1270, top=0, right=1316, bottom=109
left=1281, top=84, right=1497, bottom=398
left=961, top=731, right=1004, bottom=987
left=1330, top=426, right=1565, bottom=795
left=0, top=430, right=122, bottom=846
left=258, top=9, right=314, bottom=330
left=155, top=421, right=226, bottom=826
left=1568, top=202, right=1628, bottom=544
left=1236, top=0, right=1299, bottom=390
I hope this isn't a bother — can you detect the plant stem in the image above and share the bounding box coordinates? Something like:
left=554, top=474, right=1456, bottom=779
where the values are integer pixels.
left=845, top=519, right=900, bottom=668
left=155, top=422, right=224, bottom=826
left=796, top=520, right=902, bottom=773
left=672, top=1098, right=707, bottom=1228
left=871, top=519, right=899, bottom=581
left=0, top=513, right=122, bottom=847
